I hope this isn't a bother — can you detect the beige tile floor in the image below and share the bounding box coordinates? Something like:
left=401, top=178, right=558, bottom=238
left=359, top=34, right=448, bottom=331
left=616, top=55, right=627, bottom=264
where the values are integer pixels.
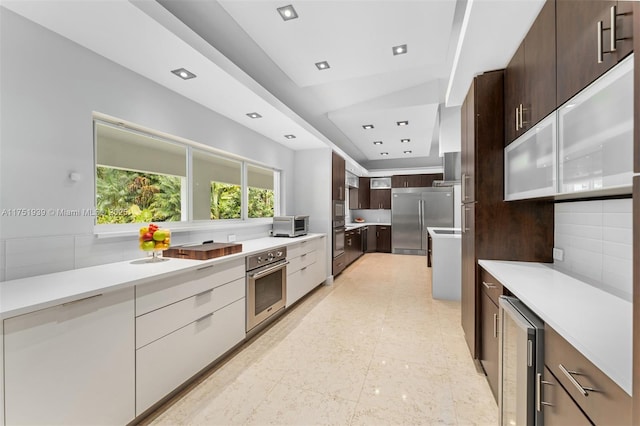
left=143, top=253, right=498, bottom=426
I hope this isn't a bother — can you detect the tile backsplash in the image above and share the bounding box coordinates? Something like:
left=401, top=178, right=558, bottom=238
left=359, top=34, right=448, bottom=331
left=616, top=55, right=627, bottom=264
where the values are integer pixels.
left=554, top=198, right=632, bottom=301
left=0, top=224, right=272, bottom=282
left=349, top=209, right=391, bottom=224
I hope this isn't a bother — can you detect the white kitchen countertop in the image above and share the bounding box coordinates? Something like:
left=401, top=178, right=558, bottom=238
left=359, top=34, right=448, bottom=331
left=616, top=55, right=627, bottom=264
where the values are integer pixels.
left=0, top=234, right=325, bottom=320
left=427, top=227, right=462, bottom=239
left=478, top=259, right=632, bottom=396
left=345, top=222, right=391, bottom=230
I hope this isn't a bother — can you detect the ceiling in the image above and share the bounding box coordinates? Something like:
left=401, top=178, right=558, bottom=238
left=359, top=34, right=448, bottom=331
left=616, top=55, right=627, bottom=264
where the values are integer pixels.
left=2, top=0, right=545, bottom=173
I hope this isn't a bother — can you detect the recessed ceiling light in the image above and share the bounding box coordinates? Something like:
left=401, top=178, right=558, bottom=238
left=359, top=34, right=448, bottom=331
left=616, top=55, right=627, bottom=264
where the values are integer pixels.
left=171, top=68, right=196, bottom=80
left=380, top=152, right=389, bottom=156
left=277, top=4, right=298, bottom=21
left=315, top=61, right=330, bottom=70
left=397, top=120, right=409, bottom=126
left=403, top=150, right=412, bottom=154
left=400, top=138, right=410, bottom=143
left=362, top=124, right=374, bottom=130
left=392, top=44, right=408, bottom=56
left=284, top=134, right=296, bottom=139
left=373, top=141, right=383, bottom=145
left=246, top=112, right=262, bottom=119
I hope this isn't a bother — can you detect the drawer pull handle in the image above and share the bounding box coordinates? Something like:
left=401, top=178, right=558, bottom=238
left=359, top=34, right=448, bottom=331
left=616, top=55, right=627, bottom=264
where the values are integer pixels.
left=195, top=288, right=214, bottom=297
left=195, top=312, right=214, bottom=322
left=558, top=364, right=597, bottom=396
left=197, top=265, right=214, bottom=271
left=536, top=373, right=554, bottom=411
left=301, top=253, right=307, bottom=257
left=62, top=293, right=102, bottom=306
left=493, top=313, right=498, bottom=338
left=301, top=266, right=308, bottom=271
left=482, top=281, right=496, bottom=289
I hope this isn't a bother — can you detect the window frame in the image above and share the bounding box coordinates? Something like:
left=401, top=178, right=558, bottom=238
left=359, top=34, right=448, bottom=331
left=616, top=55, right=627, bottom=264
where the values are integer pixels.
left=93, top=116, right=282, bottom=236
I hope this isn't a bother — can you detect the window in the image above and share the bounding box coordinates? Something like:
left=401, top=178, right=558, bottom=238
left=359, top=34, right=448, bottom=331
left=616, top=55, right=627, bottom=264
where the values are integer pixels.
left=192, top=150, right=242, bottom=220
left=94, top=119, right=281, bottom=228
left=95, top=122, right=186, bottom=224
left=247, top=164, right=275, bottom=218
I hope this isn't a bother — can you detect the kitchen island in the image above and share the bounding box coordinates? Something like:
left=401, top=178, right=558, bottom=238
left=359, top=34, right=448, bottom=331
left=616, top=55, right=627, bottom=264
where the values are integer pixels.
left=427, top=227, right=461, bottom=301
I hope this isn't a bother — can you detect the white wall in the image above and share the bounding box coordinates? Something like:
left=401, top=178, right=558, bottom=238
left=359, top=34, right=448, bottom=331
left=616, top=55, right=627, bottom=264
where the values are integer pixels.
left=438, top=106, right=462, bottom=156
left=292, top=148, right=332, bottom=281
left=554, top=199, right=633, bottom=301
left=0, top=9, right=297, bottom=280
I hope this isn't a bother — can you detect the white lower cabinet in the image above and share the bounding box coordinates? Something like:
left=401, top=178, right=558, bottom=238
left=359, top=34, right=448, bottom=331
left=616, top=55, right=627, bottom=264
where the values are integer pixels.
left=286, top=237, right=327, bottom=307
left=3, top=288, right=135, bottom=425
left=136, top=297, right=245, bottom=415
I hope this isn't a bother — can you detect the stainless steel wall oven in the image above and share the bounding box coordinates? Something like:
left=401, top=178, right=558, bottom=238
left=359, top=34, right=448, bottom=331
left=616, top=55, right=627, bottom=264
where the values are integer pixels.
left=246, top=247, right=287, bottom=333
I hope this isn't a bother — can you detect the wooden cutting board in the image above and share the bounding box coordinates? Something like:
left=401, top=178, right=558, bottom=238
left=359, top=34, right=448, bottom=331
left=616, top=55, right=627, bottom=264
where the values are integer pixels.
left=163, top=242, right=243, bottom=260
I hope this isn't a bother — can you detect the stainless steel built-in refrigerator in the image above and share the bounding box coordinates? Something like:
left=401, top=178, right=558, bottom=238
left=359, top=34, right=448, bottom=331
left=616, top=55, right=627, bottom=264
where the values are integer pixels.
left=391, top=187, right=454, bottom=255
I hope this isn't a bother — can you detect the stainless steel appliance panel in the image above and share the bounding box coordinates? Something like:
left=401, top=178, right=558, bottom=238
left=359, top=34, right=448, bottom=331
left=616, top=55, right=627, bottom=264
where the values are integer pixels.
left=332, top=200, right=345, bottom=228
left=333, top=227, right=345, bottom=258
left=391, top=191, right=424, bottom=253
left=246, top=247, right=288, bottom=333
left=499, top=296, right=544, bottom=426
left=391, top=187, right=453, bottom=255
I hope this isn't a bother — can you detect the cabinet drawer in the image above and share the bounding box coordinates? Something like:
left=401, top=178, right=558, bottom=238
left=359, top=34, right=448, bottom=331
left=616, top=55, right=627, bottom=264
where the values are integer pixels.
left=286, top=265, right=317, bottom=307
left=136, top=258, right=244, bottom=316
left=136, top=298, right=245, bottom=415
left=479, top=268, right=504, bottom=305
left=136, top=277, right=244, bottom=349
left=287, top=239, right=315, bottom=259
left=540, top=366, right=591, bottom=425
left=545, top=325, right=631, bottom=425
left=287, top=250, right=317, bottom=275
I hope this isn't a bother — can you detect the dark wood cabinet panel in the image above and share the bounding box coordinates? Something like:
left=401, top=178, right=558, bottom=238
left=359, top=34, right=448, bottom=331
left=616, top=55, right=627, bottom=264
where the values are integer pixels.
left=635, top=3, right=640, bottom=174
left=462, top=81, right=475, bottom=204
left=525, top=0, right=556, bottom=129
left=461, top=70, right=554, bottom=359
left=545, top=325, right=632, bottom=425
left=555, top=0, right=634, bottom=106
left=376, top=226, right=391, bottom=253
left=504, top=0, right=556, bottom=145
left=391, top=174, right=443, bottom=188
left=332, top=252, right=346, bottom=276
left=461, top=202, right=476, bottom=356
left=358, top=177, right=370, bottom=209
left=332, top=151, right=345, bottom=201
left=366, top=226, right=377, bottom=252
left=634, top=177, right=640, bottom=424
left=370, top=189, right=391, bottom=209
left=348, top=188, right=359, bottom=210
left=541, top=366, right=592, bottom=426
left=504, top=42, right=525, bottom=145
left=480, top=291, right=499, bottom=402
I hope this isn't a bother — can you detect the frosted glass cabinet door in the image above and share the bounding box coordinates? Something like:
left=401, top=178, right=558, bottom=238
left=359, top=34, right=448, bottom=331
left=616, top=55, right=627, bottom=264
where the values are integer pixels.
left=558, top=54, right=634, bottom=194
left=504, top=113, right=557, bottom=201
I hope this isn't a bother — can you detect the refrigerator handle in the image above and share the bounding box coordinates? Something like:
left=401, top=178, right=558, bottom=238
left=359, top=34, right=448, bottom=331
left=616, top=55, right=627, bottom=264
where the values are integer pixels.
left=418, top=201, right=423, bottom=230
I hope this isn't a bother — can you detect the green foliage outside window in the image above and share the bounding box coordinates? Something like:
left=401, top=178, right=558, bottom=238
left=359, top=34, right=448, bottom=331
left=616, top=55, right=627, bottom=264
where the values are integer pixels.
left=210, top=182, right=241, bottom=219
left=97, top=167, right=274, bottom=224
left=96, top=166, right=182, bottom=224
left=248, top=187, right=274, bottom=218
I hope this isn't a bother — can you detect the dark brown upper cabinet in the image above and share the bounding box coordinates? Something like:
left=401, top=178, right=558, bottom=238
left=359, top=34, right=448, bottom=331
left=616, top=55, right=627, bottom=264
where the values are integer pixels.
left=370, top=189, right=391, bottom=210
left=349, top=177, right=370, bottom=209
left=332, top=151, right=345, bottom=201
left=556, top=0, right=634, bottom=107
left=391, top=174, right=443, bottom=188
left=504, top=0, right=556, bottom=146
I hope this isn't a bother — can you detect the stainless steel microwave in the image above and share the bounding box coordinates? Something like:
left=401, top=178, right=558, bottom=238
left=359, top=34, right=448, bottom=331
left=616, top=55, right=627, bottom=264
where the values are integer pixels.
left=272, top=215, right=309, bottom=237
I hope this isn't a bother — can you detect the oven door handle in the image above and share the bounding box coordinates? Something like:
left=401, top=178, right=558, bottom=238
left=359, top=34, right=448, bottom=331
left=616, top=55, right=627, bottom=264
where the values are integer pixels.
left=249, top=261, right=289, bottom=280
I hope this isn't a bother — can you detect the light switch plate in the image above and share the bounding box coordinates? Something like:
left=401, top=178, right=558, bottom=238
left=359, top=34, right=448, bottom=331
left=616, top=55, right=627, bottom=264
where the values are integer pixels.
left=228, top=234, right=236, bottom=242
left=553, top=247, right=564, bottom=262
